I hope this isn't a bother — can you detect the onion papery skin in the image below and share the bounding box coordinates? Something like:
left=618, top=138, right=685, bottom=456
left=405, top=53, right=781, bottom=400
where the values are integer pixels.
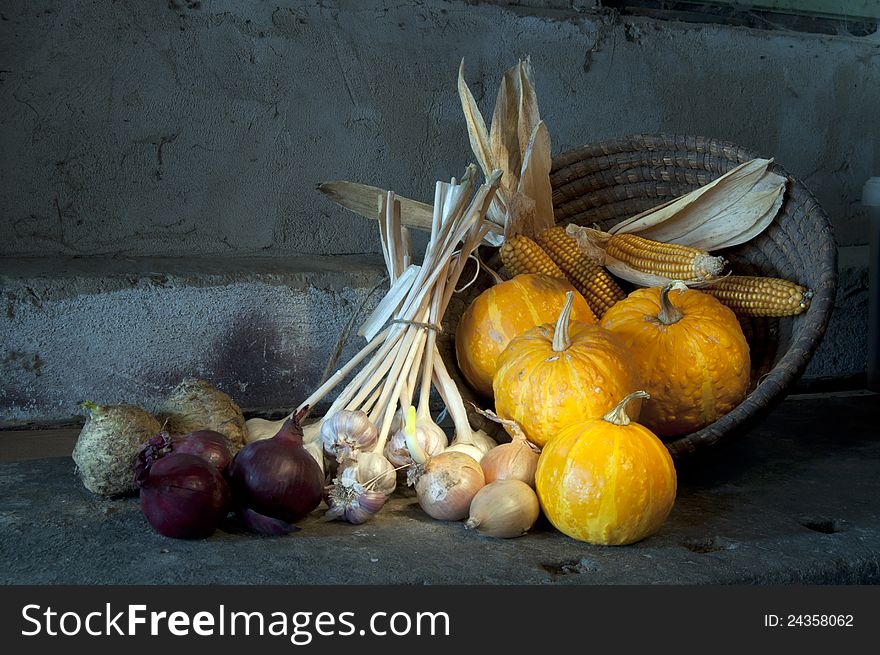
left=237, top=507, right=298, bottom=535
left=139, top=453, right=231, bottom=539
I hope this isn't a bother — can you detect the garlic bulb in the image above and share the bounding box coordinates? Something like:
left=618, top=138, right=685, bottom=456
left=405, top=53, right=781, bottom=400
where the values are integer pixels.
left=414, top=451, right=485, bottom=521
left=469, top=429, right=499, bottom=455
left=385, top=422, right=447, bottom=467
left=465, top=479, right=540, bottom=538
left=319, top=410, right=378, bottom=462
left=353, top=451, right=397, bottom=495
left=245, top=417, right=281, bottom=443
left=444, top=441, right=486, bottom=463
left=322, top=467, right=386, bottom=525
left=245, top=417, right=322, bottom=444
left=480, top=440, right=539, bottom=488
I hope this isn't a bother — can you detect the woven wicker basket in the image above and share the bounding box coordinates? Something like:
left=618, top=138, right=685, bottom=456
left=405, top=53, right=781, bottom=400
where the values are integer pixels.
left=438, top=133, right=838, bottom=459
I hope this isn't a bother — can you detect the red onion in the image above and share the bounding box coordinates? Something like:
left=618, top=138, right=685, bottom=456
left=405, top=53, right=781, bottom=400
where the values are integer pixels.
left=236, top=507, right=300, bottom=536
left=228, top=407, right=323, bottom=532
left=134, top=430, right=232, bottom=484
left=174, top=430, right=233, bottom=473
left=139, top=453, right=231, bottom=539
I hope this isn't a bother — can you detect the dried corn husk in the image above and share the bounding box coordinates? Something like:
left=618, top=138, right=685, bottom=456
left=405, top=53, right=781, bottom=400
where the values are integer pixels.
left=608, top=158, right=786, bottom=250
left=317, top=180, right=437, bottom=233
left=458, top=58, right=554, bottom=243
left=566, top=158, right=786, bottom=287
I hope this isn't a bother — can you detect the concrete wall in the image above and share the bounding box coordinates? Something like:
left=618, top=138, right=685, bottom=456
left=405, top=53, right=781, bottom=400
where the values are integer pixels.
left=1, top=0, right=877, bottom=423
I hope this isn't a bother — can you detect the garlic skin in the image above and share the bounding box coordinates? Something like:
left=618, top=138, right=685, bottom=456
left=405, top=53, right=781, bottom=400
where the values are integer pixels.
left=245, top=417, right=322, bottom=444
left=444, top=441, right=486, bottom=463
left=353, top=451, right=397, bottom=495
left=414, top=451, right=485, bottom=521
left=465, top=479, right=540, bottom=538
left=385, top=422, right=447, bottom=467
left=480, top=440, right=539, bottom=488
left=469, top=429, right=499, bottom=455
left=319, top=410, right=378, bottom=462
left=304, top=439, right=326, bottom=477
left=322, top=468, right=386, bottom=524
left=302, top=421, right=321, bottom=444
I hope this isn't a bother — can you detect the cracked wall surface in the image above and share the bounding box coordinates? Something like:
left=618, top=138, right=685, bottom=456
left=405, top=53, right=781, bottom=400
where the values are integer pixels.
left=1, top=0, right=877, bottom=257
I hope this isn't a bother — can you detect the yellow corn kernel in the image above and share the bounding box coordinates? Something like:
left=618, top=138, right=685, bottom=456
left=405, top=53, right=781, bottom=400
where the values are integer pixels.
left=500, top=234, right=565, bottom=279
left=606, top=233, right=725, bottom=281
left=703, top=276, right=813, bottom=317
left=537, top=227, right=626, bottom=317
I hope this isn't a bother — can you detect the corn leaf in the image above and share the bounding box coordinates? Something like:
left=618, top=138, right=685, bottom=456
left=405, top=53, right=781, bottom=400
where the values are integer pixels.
left=608, top=158, right=786, bottom=251
left=318, top=181, right=435, bottom=232
left=490, top=65, right=522, bottom=198
left=516, top=58, right=541, bottom=165
left=457, top=59, right=495, bottom=179
left=514, top=120, right=554, bottom=238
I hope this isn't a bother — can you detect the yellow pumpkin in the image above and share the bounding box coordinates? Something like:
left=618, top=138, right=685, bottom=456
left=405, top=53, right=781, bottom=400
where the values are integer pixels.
left=600, top=283, right=750, bottom=438
left=535, top=391, right=677, bottom=545
left=455, top=274, right=595, bottom=398
left=492, top=291, right=640, bottom=448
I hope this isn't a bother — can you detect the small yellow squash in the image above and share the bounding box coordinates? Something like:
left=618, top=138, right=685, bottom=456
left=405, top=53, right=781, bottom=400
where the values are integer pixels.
left=492, top=292, right=640, bottom=448
left=455, top=274, right=595, bottom=398
left=535, top=391, right=677, bottom=545
left=600, top=283, right=750, bottom=438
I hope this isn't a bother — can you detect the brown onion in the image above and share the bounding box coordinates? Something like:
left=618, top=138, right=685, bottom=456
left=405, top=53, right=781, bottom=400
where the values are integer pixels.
left=414, top=451, right=485, bottom=521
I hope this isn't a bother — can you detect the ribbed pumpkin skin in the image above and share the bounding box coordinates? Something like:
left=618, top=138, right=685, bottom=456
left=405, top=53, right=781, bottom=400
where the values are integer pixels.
left=600, top=287, right=750, bottom=438
left=535, top=418, right=676, bottom=545
left=455, top=274, right=595, bottom=398
left=492, top=322, right=639, bottom=448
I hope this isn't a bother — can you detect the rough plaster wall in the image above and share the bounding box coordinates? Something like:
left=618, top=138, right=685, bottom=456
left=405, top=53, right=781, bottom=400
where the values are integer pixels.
left=0, top=257, right=387, bottom=423
left=2, top=0, right=878, bottom=257
left=1, top=1, right=877, bottom=422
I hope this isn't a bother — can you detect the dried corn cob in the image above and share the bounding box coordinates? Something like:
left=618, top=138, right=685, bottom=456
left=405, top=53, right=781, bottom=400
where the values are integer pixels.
left=536, top=226, right=626, bottom=317
left=703, top=276, right=813, bottom=317
left=604, top=233, right=726, bottom=282
left=500, top=234, right=565, bottom=279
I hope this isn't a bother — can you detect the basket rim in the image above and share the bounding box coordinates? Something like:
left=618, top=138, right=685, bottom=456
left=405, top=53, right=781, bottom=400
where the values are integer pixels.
left=551, top=133, right=839, bottom=458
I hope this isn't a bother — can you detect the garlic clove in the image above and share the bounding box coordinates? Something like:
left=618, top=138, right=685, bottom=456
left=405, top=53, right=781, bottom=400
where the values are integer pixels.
left=470, top=429, right=499, bottom=455
left=244, top=417, right=283, bottom=443
left=465, top=479, right=540, bottom=538
left=245, top=417, right=322, bottom=445
left=354, top=451, right=397, bottom=495
left=304, top=439, right=326, bottom=478
left=302, top=421, right=321, bottom=444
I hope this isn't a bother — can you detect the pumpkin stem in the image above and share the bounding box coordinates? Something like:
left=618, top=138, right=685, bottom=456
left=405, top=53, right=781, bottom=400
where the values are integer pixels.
left=656, top=282, right=687, bottom=325
left=551, top=291, right=575, bottom=352
left=603, top=391, right=650, bottom=426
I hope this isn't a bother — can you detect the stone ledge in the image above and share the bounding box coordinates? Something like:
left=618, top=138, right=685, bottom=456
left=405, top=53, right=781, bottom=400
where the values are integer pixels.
left=1, top=256, right=386, bottom=425
left=0, top=394, right=877, bottom=584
